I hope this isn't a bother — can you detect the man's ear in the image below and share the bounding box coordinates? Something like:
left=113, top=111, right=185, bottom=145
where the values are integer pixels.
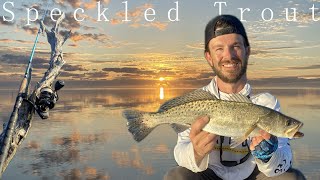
left=246, top=46, right=251, bottom=59
left=205, top=51, right=213, bottom=67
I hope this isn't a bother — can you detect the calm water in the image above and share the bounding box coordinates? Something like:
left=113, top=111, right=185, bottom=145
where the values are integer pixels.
left=0, top=87, right=319, bottom=179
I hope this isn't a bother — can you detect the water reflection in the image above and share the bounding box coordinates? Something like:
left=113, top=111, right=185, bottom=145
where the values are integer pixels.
left=59, top=167, right=110, bottom=180
left=0, top=88, right=319, bottom=179
left=160, top=87, right=164, bottom=100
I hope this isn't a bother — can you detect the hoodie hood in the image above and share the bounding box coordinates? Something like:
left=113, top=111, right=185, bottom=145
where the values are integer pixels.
left=202, top=77, right=252, bottom=99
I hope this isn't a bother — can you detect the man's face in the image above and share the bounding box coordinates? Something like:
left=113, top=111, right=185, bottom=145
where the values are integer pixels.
left=205, top=33, right=250, bottom=83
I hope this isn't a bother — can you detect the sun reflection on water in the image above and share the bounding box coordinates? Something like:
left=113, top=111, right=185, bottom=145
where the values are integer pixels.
left=160, top=87, right=164, bottom=100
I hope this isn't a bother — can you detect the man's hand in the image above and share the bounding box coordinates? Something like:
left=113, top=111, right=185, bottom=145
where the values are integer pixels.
left=189, top=116, right=217, bottom=165
left=250, top=130, right=278, bottom=163
left=249, top=130, right=271, bottom=150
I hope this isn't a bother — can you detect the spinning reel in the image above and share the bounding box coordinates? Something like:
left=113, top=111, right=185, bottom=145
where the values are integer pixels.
left=35, top=80, right=64, bottom=119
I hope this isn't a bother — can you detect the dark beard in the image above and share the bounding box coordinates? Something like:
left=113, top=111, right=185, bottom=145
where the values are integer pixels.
left=211, top=59, right=248, bottom=83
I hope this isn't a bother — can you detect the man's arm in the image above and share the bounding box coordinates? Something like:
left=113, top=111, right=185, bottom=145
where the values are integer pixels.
left=250, top=93, right=293, bottom=177
left=173, top=116, right=217, bottom=172
left=252, top=137, right=292, bottom=177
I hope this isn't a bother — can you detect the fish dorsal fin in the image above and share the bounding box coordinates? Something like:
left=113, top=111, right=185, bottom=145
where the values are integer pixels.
left=227, top=94, right=252, bottom=103
left=158, top=89, right=217, bottom=112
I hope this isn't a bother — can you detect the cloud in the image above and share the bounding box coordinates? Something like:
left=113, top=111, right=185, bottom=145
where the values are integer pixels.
left=22, top=3, right=42, bottom=11
left=53, top=0, right=68, bottom=8
left=196, top=72, right=214, bottom=79
left=42, top=12, right=81, bottom=30
left=0, top=16, right=15, bottom=26
left=110, top=18, right=121, bottom=25
left=102, top=67, right=178, bottom=77
left=250, top=49, right=271, bottom=56
left=62, top=31, right=110, bottom=43
left=112, top=3, right=169, bottom=30
left=0, top=39, right=45, bottom=45
left=247, top=37, right=320, bottom=59
left=0, top=54, right=87, bottom=73
left=250, top=76, right=320, bottom=88
left=143, top=22, right=168, bottom=31
left=21, top=26, right=38, bottom=35
left=287, top=64, right=320, bottom=70
left=0, top=54, right=48, bottom=68
left=84, top=71, right=109, bottom=80
left=62, top=64, right=87, bottom=71
left=64, top=79, right=157, bottom=87
left=294, top=9, right=320, bottom=24
left=186, top=43, right=204, bottom=50
left=61, top=12, right=81, bottom=29
left=54, top=0, right=82, bottom=8
left=60, top=71, right=109, bottom=80
left=102, top=67, right=152, bottom=74
left=68, top=43, right=78, bottom=47
left=115, top=4, right=153, bottom=19
left=82, top=25, right=96, bottom=30
left=84, top=0, right=110, bottom=9
left=59, top=71, right=85, bottom=79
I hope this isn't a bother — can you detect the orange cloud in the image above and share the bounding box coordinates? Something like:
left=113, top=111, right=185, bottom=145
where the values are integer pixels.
left=67, top=32, right=110, bottom=43
left=0, top=39, right=45, bottom=45
left=59, top=0, right=82, bottom=8
left=111, top=18, right=121, bottom=25
left=144, top=21, right=168, bottom=31
left=129, top=23, right=140, bottom=28
left=84, top=0, right=110, bottom=9
left=113, top=3, right=168, bottom=30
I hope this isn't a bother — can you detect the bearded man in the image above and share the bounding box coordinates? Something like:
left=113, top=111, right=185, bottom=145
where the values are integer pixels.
left=164, top=15, right=305, bottom=180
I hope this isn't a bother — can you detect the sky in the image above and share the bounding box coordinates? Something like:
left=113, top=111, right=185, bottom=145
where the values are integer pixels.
left=0, top=0, right=320, bottom=88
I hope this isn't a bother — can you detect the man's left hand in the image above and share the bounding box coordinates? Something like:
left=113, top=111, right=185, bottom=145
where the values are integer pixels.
left=250, top=130, right=271, bottom=150
left=250, top=130, right=278, bottom=163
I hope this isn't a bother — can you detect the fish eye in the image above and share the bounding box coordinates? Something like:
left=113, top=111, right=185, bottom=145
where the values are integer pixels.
left=285, top=120, right=292, bottom=126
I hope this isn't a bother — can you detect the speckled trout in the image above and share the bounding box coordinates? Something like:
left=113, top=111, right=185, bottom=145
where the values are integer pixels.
left=123, top=89, right=304, bottom=146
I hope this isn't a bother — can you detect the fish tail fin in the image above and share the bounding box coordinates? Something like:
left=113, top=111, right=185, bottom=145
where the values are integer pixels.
left=122, top=110, right=157, bottom=142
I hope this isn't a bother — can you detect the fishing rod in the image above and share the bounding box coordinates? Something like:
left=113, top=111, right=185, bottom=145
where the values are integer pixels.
left=0, top=5, right=49, bottom=177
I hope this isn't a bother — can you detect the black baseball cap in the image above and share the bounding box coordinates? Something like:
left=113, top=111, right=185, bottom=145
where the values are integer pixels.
left=205, top=15, right=250, bottom=52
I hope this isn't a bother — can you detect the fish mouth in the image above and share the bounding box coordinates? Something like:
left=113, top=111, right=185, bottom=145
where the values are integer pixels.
left=293, top=131, right=304, bottom=138
left=287, top=123, right=304, bottom=138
